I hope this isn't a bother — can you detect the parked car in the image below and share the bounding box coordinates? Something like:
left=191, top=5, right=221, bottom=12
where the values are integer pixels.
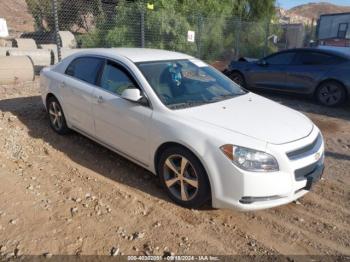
left=40, top=48, right=324, bottom=211
left=225, top=48, right=350, bottom=107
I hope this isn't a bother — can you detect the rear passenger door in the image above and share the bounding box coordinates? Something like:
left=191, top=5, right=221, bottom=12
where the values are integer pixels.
left=286, top=51, right=338, bottom=93
left=63, top=56, right=104, bottom=134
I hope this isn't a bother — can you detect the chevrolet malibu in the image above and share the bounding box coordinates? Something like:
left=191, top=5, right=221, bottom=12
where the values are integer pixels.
left=40, top=48, right=325, bottom=211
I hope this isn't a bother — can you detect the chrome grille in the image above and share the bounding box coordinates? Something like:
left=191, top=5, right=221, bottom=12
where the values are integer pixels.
left=287, top=134, right=321, bottom=160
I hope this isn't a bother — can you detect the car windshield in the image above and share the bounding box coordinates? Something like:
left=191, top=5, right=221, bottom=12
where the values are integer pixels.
left=137, top=59, right=247, bottom=109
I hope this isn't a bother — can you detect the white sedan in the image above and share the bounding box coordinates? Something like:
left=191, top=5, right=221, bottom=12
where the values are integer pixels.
left=40, top=48, right=325, bottom=211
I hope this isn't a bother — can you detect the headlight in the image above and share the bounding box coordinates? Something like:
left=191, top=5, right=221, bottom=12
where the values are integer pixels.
left=220, top=145, right=279, bottom=172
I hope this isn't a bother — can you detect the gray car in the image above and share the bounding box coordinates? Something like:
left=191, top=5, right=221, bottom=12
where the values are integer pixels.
left=225, top=48, right=350, bottom=106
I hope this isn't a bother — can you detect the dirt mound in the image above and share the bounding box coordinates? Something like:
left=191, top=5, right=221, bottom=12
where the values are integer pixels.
left=0, top=0, right=34, bottom=34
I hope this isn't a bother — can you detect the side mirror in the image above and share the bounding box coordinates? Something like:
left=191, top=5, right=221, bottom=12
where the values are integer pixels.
left=121, top=88, right=143, bottom=102
left=258, top=59, right=268, bottom=66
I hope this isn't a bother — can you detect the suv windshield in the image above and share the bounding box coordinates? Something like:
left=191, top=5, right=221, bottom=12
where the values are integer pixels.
left=137, top=59, right=247, bottom=109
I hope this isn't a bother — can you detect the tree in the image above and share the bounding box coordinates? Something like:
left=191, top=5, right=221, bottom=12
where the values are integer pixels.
left=26, top=0, right=103, bottom=32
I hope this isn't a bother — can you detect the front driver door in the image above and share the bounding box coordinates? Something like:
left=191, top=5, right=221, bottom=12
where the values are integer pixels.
left=92, top=60, right=152, bottom=166
left=249, top=51, right=296, bottom=90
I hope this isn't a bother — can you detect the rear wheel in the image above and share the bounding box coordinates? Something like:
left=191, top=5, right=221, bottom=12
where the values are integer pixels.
left=47, top=96, right=70, bottom=134
left=229, top=71, right=246, bottom=88
left=157, top=146, right=210, bottom=208
left=316, top=81, right=346, bottom=107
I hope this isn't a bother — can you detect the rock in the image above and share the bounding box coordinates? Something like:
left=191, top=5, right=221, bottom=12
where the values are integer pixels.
left=181, top=237, right=188, bottom=242
left=14, top=247, right=20, bottom=257
left=85, top=193, right=91, bottom=199
left=298, top=218, right=304, bottom=222
left=293, top=200, right=302, bottom=205
left=43, top=252, right=52, bottom=258
left=0, top=245, right=6, bottom=253
left=27, top=185, right=34, bottom=191
left=107, top=207, right=112, bottom=213
left=70, top=207, right=78, bottom=216
left=153, top=221, right=161, bottom=228
left=73, top=198, right=82, bottom=203
left=132, top=246, right=139, bottom=252
left=5, top=252, right=15, bottom=259
left=132, top=232, right=145, bottom=240
left=111, top=247, right=119, bottom=256
left=248, top=241, right=256, bottom=247
left=9, top=219, right=17, bottom=225
left=163, top=251, right=175, bottom=257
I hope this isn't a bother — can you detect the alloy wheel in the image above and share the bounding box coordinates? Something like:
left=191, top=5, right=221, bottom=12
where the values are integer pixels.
left=318, top=84, right=343, bottom=106
left=163, top=154, right=199, bottom=201
left=49, top=101, right=63, bottom=131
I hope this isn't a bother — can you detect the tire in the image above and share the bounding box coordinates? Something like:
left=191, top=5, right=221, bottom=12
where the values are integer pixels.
left=315, top=81, right=347, bottom=107
left=47, top=96, right=70, bottom=135
left=157, top=146, right=210, bottom=208
left=229, top=71, right=246, bottom=88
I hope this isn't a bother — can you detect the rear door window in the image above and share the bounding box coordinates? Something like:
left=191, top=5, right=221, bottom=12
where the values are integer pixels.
left=265, top=52, right=296, bottom=65
left=294, top=52, right=343, bottom=65
left=65, top=57, right=104, bottom=85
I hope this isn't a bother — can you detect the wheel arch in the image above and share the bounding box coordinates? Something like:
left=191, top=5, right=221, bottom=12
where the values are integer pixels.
left=154, top=141, right=213, bottom=198
left=45, top=92, right=57, bottom=109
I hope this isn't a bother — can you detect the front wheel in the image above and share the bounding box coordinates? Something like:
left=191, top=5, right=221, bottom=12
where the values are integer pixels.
left=315, top=81, right=346, bottom=107
left=158, top=146, right=210, bottom=208
left=229, top=71, right=246, bottom=88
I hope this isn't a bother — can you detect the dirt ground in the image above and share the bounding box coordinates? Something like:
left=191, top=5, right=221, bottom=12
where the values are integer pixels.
left=0, top=79, right=349, bottom=258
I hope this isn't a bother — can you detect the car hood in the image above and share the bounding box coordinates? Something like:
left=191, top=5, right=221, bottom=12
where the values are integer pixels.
left=178, top=93, right=313, bottom=145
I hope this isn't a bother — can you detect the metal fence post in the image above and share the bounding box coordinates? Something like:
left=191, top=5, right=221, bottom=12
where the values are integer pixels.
left=234, top=17, right=241, bottom=60
left=52, top=0, right=61, bottom=62
left=140, top=8, right=145, bottom=48
left=197, top=15, right=202, bottom=59
left=263, top=18, right=270, bottom=57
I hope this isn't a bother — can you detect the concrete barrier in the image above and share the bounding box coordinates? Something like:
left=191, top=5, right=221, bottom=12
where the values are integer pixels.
left=13, top=38, right=37, bottom=50
left=40, top=44, right=58, bottom=63
left=0, top=47, right=12, bottom=56
left=61, top=48, right=90, bottom=59
left=0, top=56, right=34, bottom=85
left=0, top=39, right=12, bottom=47
left=7, top=49, right=53, bottom=74
left=58, top=31, right=77, bottom=48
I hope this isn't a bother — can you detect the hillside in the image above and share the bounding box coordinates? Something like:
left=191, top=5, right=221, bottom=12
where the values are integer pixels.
left=287, top=2, right=350, bottom=20
left=0, top=0, right=34, bottom=34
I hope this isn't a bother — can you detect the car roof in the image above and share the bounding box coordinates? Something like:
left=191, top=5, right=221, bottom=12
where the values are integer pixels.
left=70, top=48, right=194, bottom=63
left=276, top=48, right=350, bottom=59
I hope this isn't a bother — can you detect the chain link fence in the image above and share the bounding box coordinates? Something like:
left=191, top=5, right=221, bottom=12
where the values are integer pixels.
left=2, top=0, right=316, bottom=69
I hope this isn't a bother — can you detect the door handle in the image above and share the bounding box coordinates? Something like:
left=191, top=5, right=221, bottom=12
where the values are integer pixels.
left=97, top=95, right=104, bottom=104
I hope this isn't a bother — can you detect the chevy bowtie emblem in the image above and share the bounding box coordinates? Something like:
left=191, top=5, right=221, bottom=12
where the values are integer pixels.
left=315, top=152, right=321, bottom=161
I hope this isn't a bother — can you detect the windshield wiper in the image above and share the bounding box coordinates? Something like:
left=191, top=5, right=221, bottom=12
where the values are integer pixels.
left=168, top=101, right=210, bottom=109
left=210, top=93, right=246, bottom=102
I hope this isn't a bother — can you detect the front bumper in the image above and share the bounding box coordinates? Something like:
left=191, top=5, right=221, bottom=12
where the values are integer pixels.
left=210, top=126, right=325, bottom=211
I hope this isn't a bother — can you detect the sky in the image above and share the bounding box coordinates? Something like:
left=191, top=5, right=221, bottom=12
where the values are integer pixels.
left=277, top=0, right=350, bottom=9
